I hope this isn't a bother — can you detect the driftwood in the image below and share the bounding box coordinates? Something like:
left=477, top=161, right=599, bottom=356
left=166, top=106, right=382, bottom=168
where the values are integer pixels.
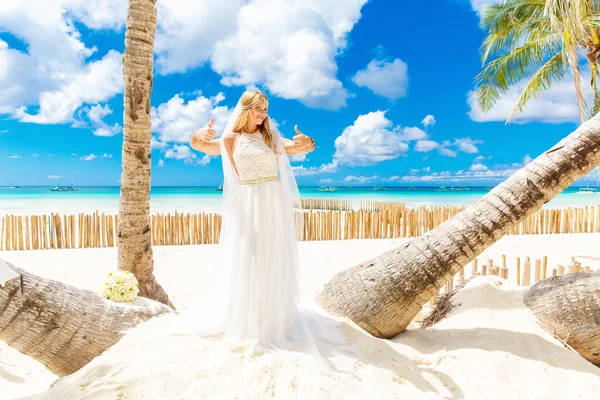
left=0, top=260, right=172, bottom=377
left=524, top=272, right=600, bottom=365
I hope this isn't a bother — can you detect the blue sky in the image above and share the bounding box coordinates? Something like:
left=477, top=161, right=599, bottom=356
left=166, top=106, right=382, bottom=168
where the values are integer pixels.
left=0, top=0, right=597, bottom=187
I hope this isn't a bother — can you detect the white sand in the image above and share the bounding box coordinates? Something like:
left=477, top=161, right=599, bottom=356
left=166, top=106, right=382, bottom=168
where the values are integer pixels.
left=1, top=234, right=600, bottom=399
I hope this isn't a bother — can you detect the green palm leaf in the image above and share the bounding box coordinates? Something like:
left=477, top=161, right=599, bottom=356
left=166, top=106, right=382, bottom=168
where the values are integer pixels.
left=508, top=51, right=568, bottom=121
left=475, top=34, right=562, bottom=112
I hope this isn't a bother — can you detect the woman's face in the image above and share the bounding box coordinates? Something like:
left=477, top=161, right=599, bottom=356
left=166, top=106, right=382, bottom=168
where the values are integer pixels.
left=250, top=99, right=268, bottom=126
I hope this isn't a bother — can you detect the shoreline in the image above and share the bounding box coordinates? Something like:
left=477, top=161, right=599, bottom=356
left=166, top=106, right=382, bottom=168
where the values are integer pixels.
left=0, top=196, right=599, bottom=216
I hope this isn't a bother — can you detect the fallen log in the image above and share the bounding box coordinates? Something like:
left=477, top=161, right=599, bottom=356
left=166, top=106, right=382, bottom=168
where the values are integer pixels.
left=0, top=258, right=172, bottom=377
left=524, top=272, right=600, bottom=365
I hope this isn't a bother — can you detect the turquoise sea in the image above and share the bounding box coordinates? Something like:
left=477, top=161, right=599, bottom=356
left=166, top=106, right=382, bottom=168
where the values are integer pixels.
left=0, top=186, right=599, bottom=215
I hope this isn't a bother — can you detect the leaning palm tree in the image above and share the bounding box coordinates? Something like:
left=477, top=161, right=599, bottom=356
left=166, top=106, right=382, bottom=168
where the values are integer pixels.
left=475, top=0, right=600, bottom=122
left=317, top=113, right=600, bottom=338
left=0, top=259, right=171, bottom=377
left=119, top=0, right=172, bottom=307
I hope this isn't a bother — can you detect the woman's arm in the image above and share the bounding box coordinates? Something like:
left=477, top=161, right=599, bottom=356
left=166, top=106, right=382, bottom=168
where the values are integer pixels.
left=283, top=125, right=315, bottom=155
left=190, top=135, right=222, bottom=155
left=190, top=119, right=221, bottom=155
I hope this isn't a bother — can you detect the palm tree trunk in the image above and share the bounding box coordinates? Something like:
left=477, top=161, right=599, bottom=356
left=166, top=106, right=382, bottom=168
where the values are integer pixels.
left=317, top=114, right=600, bottom=339
left=0, top=260, right=171, bottom=377
left=524, top=272, right=600, bottom=366
left=119, top=0, right=172, bottom=307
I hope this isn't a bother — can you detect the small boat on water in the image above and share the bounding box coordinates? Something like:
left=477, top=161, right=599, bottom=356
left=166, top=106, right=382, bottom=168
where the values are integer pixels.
left=217, top=185, right=223, bottom=192
left=577, top=186, right=597, bottom=195
left=49, top=184, right=79, bottom=192
left=317, top=186, right=337, bottom=192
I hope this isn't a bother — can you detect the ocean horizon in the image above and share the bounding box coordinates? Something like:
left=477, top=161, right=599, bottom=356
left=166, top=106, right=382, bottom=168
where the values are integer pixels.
left=1, top=185, right=599, bottom=216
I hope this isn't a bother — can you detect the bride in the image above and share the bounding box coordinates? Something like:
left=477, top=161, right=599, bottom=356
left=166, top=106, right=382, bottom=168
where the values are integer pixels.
left=188, top=90, right=333, bottom=355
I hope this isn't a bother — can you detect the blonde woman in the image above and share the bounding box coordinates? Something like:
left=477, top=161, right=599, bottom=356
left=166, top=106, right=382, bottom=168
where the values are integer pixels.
left=188, top=90, right=325, bottom=353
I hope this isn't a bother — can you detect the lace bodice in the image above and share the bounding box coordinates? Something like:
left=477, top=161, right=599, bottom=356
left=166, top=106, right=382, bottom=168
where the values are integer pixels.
left=232, top=132, right=278, bottom=182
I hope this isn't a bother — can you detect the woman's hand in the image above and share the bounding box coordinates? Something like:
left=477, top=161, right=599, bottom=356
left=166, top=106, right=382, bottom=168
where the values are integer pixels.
left=190, top=118, right=221, bottom=155
left=284, top=125, right=315, bottom=155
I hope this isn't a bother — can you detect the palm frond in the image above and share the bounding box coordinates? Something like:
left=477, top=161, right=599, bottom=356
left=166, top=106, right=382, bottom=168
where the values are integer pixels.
left=480, top=0, right=548, bottom=63
left=508, top=51, right=568, bottom=121
left=475, top=34, right=562, bottom=111
left=564, top=41, right=589, bottom=122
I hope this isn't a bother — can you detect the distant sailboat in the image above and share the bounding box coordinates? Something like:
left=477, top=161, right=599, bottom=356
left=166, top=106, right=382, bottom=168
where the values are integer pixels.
left=317, top=186, right=337, bottom=192
left=577, top=169, right=599, bottom=194
left=49, top=184, right=79, bottom=192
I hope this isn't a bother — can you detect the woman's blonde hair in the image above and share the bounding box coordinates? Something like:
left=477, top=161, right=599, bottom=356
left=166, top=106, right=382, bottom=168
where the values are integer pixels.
left=232, top=90, right=276, bottom=150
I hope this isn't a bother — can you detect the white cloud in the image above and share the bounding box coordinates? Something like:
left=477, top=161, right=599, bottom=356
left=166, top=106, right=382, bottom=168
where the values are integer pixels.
left=399, top=126, right=428, bottom=141
left=100, top=153, right=113, bottom=158
left=1, top=0, right=369, bottom=130
left=8, top=155, right=20, bottom=159
left=292, top=161, right=339, bottom=176
left=154, top=0, right=243, bottom=74
left=158, top=159, right=165, bottom=168
left=318, top=178, right=334, bottom=184
left=414, top=140, right=439, bottom=152
left=164, top=144, right=212, bottom=166
left=63, top=0, right=127, bottom=30
left=152, top=93, right=231, bottom=144
left=150, top=92, right=231, bottom=166
left=294, top=110, right=437, bottom=177
left=381, top=176, right=401, bottom=183
left=468, top=0, right=502, bottom=15
left=289, top=154, right=308, bottom=162
left=80, top=153, right=97, bottom=161
left=0, top=2, right=125, bottom=125
left=400, top=154, right=536, bottom=183
left=414, top=137, right=482, bottom=157
left=438, top=146, right=457, bottom=157
left=351, top=58, right=409, bottom=100
left=156, top=0, right=370, bottom=108
left=151, top=137, right=169, bottom=150
left=0, top=129, right=9, bottom=134
left=48, top=174, right=63, bottom=179
left=31, top=154, right=39, bottom=157
left=454, top=137, right=483, bottom=153
left=421, top=114, right=436, bottom=128
left=469, top=163, right=489, bottom=172
left=87, top=104, right=121, bottom=137
left=333, top=111, right=409, bottom=166
left=343, top=175, right=380, bottom=184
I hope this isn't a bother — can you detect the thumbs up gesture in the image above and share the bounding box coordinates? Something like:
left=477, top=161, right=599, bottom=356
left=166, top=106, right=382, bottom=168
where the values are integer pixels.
left=292, top=125, right=314, bottom=149
left=200, top=118, right=216, bottom=142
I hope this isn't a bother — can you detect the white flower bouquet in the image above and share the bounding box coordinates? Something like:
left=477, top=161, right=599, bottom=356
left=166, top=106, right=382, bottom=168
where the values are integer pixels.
left=101, top=270, right=139, bottom=302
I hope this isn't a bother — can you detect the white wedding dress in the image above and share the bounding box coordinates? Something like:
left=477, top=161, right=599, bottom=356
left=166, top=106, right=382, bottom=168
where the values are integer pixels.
left=217, top=131, right=301, bottom=345
left=174, top=125, right=355, bottom=374
left=173, top=100, right=357, bottom=374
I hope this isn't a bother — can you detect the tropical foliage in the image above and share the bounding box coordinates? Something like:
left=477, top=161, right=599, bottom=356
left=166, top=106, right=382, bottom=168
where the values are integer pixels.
left=475, top=0, right=600, bottom=122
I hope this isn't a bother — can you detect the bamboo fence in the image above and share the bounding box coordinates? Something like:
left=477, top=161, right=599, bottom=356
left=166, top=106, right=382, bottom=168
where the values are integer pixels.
left=1, top=203, right=599, bottom=251
left=429, top=255, right=599, bottom=309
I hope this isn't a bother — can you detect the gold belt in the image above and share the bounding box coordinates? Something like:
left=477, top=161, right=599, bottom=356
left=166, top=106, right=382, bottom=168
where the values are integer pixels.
left=240, top=176, right=279, bottom=185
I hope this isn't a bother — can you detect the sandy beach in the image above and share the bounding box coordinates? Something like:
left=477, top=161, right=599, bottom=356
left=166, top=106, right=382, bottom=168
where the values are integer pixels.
left=1, top=233, right=599, bottom=399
